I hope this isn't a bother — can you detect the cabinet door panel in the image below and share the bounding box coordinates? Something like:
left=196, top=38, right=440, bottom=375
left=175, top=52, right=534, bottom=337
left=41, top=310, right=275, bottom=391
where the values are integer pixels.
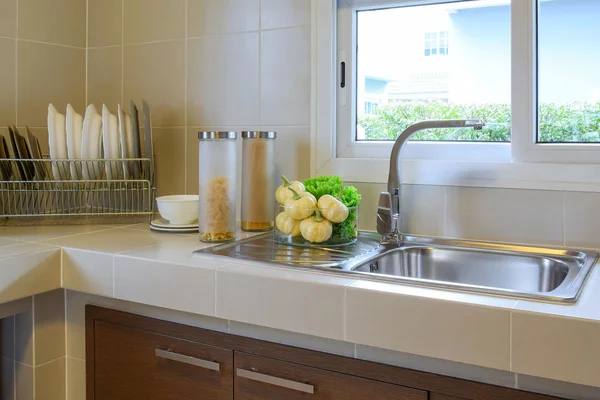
left=234, top=352, right=427, bottom=400
left=94, top=320, right=233, bottom=400
left=431, top=394, right=468, bottom=400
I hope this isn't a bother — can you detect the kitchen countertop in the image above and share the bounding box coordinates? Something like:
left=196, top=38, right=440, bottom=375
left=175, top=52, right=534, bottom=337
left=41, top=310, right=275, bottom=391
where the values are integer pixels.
left=0, top=223, right=599, bottom=389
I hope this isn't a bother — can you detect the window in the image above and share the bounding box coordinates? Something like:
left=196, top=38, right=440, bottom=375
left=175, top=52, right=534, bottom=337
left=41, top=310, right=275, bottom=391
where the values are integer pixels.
left=347, top=1, right=511, bottom=146
left=424, top=31, right=449, bottom=57
left=334, top=0, right=600, bottom=165
left=537, top=0, right=600, bottom=143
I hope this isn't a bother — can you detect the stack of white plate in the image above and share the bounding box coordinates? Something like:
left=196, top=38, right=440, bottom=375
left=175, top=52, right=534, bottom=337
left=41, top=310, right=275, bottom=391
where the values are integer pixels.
left=150, top=218, right=198, bottom=233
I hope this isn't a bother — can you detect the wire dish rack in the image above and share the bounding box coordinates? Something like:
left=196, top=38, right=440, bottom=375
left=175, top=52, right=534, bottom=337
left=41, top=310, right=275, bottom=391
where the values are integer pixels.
left=0, top=158, right=155, bottom=220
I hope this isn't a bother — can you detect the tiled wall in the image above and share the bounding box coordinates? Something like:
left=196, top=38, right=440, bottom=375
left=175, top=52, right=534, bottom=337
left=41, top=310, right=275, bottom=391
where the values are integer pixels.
left=87, top=0, right=312, bottom=197
left=0, top=0, right=86, bottom=155
left=0, top=290, right=67, bottom=400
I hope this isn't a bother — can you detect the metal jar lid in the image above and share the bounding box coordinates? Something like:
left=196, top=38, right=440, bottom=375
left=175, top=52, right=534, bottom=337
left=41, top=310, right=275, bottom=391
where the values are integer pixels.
left=241, top=131, right=277, bottom=139
left=198, top=131, right=237, bottom=140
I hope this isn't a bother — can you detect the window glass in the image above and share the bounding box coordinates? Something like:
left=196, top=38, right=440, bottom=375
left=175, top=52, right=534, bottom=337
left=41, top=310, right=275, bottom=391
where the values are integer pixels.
left=538, top=0, right=600, bottom=143
left=356, top=1, right=511, bottom=141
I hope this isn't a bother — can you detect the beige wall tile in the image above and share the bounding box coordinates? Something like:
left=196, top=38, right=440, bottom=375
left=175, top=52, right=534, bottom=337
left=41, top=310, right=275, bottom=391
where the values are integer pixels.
left=1, top=357, right=14, bottom=399
left=153, top=128, right=185, bottom=196
left=15, top=307, right=33, bottom=366
left=88, top=46, right=123, bottom=109
left=88, top=0, right=122, bottom=47
left=34, top=357, right=65, bottom=400
left=0, top=38, right=16, bottom=127
left=0, top=315, right=14, bottom=360
left=18, top=0, right=86, bottom=47
left=348, top=182, right=386, bottom=232
left=261, top=0, right=311, bottom=30
left=123, top=41, right=185, bottom=126
left=123, top=0, right=185, bottom=44
left=445, top=187, right=564, bottom=246
left=565, top=191, right=600, bottom=248
left=185, top=128, right=199, bottom=195
left=260, top=27, right=310, bottom=125
left=187, top=0, right=259, bottom=37
left=67, top=357, right=85, bottom=399
left=34, top=289, right=66, bottom=366
left=268, top=126, right=311, bottom=181
left=187, top=34, right=259, bottom=126
left=15, top=362, right=33, bottom=400
left=17, top=42, right=85, bottom=127
left=401, top=184, right=446, bottom=236
left=0, top=0, right=17, bottom=38
left=66, top=291, right=86, bottom=360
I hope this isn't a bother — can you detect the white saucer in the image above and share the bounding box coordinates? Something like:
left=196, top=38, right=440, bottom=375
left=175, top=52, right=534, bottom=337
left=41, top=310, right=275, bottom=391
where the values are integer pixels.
left=151, top=218, right=198, bottom=229
left=150, top=225, right=198, bottom=233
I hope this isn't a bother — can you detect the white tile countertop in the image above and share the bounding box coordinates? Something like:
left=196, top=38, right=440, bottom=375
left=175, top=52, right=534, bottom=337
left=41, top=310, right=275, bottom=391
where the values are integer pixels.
left=0, top=224, right=599, bottom=389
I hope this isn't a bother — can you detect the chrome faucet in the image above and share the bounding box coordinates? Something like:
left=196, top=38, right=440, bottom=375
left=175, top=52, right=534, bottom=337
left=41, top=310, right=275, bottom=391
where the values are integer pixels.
left=377, top=119, right=486, bottom=243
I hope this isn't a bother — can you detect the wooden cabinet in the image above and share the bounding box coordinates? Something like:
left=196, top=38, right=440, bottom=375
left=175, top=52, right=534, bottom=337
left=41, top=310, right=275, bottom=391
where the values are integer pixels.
left=234, top=352, right=426, bottom=400
left=430, top=394, right=468, bottom=400
left=93, top=320, right=233, bottom=400
left=87, top=306, right=567, bottom=400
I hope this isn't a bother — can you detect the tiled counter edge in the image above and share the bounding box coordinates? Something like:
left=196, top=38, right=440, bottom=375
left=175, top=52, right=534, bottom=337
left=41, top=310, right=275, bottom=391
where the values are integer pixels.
left=0, top=226, right=599, bottom=396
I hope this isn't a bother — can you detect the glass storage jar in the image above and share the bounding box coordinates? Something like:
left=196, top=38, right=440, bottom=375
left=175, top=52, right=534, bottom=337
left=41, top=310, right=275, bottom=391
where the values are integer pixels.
left=198, top=132, right=237, bottom=243
left=241, top=131, right=277, bottom=231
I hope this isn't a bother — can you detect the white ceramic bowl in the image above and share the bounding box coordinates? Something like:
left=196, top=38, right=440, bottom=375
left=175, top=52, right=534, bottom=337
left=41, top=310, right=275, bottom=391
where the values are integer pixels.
left=156, top=195, right=199, bottom=225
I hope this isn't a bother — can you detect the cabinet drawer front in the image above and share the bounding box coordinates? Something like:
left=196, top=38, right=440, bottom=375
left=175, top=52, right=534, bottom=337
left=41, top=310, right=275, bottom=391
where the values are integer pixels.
left=94, top=321, right=233, bottom=400
left=234, top=352, right=427, bottom=400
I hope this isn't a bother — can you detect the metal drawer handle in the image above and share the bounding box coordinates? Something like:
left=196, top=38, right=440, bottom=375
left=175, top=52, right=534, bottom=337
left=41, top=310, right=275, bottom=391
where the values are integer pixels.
left=237, top=368, right=314, bottom=394
left=155, top=349, right=220, bottom=372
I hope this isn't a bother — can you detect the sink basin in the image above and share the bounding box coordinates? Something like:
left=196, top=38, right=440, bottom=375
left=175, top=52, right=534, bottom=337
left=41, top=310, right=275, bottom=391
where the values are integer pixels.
left=194, top=233, right=598, bottom=303
left=338, top=237, right=597, bottom=302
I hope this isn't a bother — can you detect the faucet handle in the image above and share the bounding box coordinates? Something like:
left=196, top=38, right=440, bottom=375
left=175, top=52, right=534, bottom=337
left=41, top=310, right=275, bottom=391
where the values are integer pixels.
left=377, top=192, right=393, bottom=237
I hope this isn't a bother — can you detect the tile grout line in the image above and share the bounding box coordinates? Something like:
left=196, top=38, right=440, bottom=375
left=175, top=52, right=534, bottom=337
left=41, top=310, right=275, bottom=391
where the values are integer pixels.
left=14, top=38, right=86, bottom=50
left=562, top=191, right=566, bottom=246
left=258, top=0, right=262, bottom=125
left=32, top=294, right=35, bottom=399
left=213, top=269, right=218, bottom=318
left=13, top=313, right=16, bottom=399
left=85, top=0, right=89, bottom=107
left=184, top=0, right=188, bottom=194
left=64, top=288, right=68, bottom=398
left=34, top=355, right=66, bottom=369
left=121, top=0, right=124, bottom=107
left=14, top=0, right=19, bottom=127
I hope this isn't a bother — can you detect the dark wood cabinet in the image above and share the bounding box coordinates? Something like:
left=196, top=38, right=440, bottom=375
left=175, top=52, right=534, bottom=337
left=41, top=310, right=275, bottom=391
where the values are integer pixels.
left=92, top=320, right=233, bottom=400
left=87, top=306, right=567, bottom=400
left=234, top=352, right=426, bottom=400
left=431, top=394, right=468, bottom=400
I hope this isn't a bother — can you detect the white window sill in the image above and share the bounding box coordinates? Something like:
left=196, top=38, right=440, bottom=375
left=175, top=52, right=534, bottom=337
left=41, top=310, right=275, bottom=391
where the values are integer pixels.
left=317, top=157, right=600, bottom=192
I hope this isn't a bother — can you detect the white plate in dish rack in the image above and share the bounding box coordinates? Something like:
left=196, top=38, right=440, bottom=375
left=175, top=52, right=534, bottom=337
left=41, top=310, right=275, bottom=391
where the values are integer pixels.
left=66, top=104, right=83, bottom=180
left=102, top=105, right=121, bottom=180
left=47, top=104, right=69, bottom=180
left=118, top=105, right=136, bottom=180
left=81, top=104, right=103, bottom=180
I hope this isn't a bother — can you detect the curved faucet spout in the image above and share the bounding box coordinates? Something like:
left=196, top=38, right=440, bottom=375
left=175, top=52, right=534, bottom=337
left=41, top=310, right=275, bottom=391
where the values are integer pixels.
left=377, top=119, right=486, bottom=243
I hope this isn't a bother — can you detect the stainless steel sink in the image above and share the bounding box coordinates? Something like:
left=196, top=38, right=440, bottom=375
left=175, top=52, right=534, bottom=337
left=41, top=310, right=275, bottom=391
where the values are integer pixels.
left=194, top=233, right=598, bottom=303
